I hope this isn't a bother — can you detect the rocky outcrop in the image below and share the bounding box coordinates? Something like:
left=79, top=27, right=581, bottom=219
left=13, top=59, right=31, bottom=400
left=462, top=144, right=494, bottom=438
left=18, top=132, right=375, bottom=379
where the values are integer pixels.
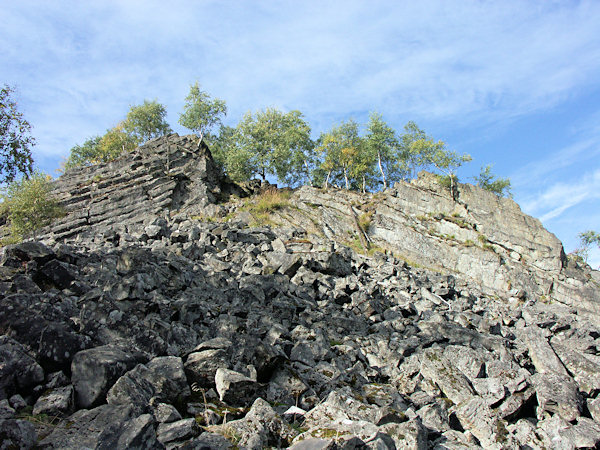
left=43, top=134, right=238, bottom=242
left=1, top=134, right=599, bottom=448
left=263, top=173, right=599, bottom=321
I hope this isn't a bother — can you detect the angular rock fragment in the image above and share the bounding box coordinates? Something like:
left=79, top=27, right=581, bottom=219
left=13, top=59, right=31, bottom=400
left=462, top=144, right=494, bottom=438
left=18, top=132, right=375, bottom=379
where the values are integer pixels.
left=157, top=417, right=200, bottom=445
left=0, top=418, right=37, bottom=449
left=71, top=344, right=138, bottom=408
left=215, top=368, right=259, bottom=407
left=531, top=372, right=581, bottom=421
left=0, top=335, right=44, bottom=398
left=96, top=413, right=161, bottom=449
left=107, top=356, right=190, bottom=413
left=419, top=348, right=474, bottom=406
left=552, top=341, right=600, bottom=395
left=33, top=384, right=74, bottom=417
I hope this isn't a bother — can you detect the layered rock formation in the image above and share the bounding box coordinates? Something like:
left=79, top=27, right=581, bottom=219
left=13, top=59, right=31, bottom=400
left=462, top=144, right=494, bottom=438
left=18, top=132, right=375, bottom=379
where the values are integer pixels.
left=1, top=134, right=599, bottom=449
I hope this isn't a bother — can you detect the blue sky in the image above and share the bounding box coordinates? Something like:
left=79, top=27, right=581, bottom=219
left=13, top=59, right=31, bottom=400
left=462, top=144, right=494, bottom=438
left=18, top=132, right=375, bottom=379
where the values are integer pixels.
left=2, top=1, right=600, bottom=266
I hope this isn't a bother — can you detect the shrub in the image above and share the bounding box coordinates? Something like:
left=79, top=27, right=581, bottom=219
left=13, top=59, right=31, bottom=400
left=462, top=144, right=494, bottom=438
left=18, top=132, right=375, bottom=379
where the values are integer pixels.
left=1, top=172, right=63, bottom=243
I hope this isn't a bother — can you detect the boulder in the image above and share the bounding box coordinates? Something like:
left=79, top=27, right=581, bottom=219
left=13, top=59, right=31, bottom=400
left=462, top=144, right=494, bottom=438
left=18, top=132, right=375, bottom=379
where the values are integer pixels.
left=71, top=344, right=138, bottom=408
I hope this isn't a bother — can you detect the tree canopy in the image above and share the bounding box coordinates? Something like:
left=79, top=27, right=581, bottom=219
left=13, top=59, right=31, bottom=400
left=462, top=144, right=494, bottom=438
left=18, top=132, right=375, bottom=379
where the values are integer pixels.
left=122, top=99, right=172, bottom=143
left=65, top=100, right=171, bottom=170
left=475, top=165, right=512, bottom=197
left=0, top=172, right=63, bottom=242
left=178, top=82, right=227, bottom=138
left=227, top=108, right=314, bottom=185
left=0, top=85, right=35, bottom=184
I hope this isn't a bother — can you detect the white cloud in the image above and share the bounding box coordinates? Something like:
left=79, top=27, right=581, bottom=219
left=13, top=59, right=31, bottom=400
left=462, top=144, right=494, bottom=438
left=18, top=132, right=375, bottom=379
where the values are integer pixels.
left=2, top=0, right=600, bottom=165
left=521, top=169, right=600, bottom=221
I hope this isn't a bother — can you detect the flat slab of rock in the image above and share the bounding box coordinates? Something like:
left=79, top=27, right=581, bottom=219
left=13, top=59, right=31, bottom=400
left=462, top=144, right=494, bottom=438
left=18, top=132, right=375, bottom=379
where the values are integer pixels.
left=39, top=404, right=134, bottom=448
left=33, top=385, right=74, bottom=417
left=71, top=344, right=138, bottom=408
left=531, top=372, right=581, bottom=421
left=215, top=368, right=259, bottom=407
left=419, top=348, right=474, bottom=406
left=157, top=417, right=200, bottom=445
left=552, top=341, right=600, bottom=395
left=518, top=326, right=568, bottom=375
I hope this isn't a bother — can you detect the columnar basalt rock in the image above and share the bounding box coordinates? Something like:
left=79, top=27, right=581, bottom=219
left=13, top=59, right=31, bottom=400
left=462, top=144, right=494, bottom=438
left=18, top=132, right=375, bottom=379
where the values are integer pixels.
left=0, top=134, right=599, bottom=448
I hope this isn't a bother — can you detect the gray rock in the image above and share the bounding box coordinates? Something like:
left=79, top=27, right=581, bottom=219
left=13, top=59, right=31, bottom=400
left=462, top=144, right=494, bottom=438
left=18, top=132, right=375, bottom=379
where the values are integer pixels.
left=0, top=418, right=37, bottom=449
left=39, top=404, right=134, bottom=448
left=8, top=394, right=27, bottom=410
left=96, top=413, right=162, bottom=450
left=214, top=368, right=259, bottom=407
left=152, top=400, right=183, bottom=423
left=157, top=418, right=200, bottom=445
left=0, top=399, right=15, bottom=420
left=419, top=348, right=474, bottom=406
left=518, top=326, right=569, bottom=375
left=33, top=384, right=74, bottom=417
left=71, top=344, right=138, bottom=408
left=379, top=418, right=428, bottom=450
left=588, top=397, right=600, bottom=422
left=0, top=336, right=44, bottom=398
left=288, top=438, right=336, bottom=449
left=185, top=348, right=229, bottom=389
left=531, top=371, right=581, bottom=421
left=181, top=432, right=235, bottom=449
left=0, top=241, right=55, bottom=268
left=552, top=341, right=600, bottom=395
left=454, top=397, right=517, bottom=449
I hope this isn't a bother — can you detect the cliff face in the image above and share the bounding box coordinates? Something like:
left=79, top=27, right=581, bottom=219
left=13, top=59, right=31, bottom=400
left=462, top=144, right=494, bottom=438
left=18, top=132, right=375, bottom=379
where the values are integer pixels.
left=45, top=134, right=232, bottom=242
left=1, top=134, right=600, bottom=448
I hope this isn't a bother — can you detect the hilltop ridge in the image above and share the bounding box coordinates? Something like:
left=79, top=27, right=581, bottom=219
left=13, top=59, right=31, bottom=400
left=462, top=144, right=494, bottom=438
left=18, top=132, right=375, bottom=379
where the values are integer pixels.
left=1, top=134, right=599, bottom=448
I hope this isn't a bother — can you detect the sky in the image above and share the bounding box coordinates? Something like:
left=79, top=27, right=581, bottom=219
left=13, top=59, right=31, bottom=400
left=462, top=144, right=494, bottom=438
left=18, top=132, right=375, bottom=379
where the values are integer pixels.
left=2, top=0, right=600, bottom=266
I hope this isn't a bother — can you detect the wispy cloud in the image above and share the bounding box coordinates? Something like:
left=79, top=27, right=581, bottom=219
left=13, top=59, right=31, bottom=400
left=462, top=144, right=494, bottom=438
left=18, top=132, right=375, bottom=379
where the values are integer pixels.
left=2, top=0, right=600, bottom=162
left=521, top=169, right=600, bottom=222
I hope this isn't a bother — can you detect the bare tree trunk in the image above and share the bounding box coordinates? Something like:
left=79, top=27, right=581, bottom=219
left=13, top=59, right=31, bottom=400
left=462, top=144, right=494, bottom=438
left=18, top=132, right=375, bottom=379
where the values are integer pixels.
left=344, top=169, right=350, bottom=190
left=378, top=151, right=387, bottom=189
left=303, top=160, right=312, bottom=186
left=362, top=175, right=366, bottom=193
left=324, top=170, right=331, bottom=189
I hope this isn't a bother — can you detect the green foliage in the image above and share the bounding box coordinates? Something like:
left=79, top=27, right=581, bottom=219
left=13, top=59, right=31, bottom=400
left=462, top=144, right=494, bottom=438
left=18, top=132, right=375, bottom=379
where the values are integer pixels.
left=98, top=123, right=138, bottom=158
left=475, top=165, right=512, bottom=197
left=65, top=100, right=170, bottom=169
left=229, top=108, right=314, bottom=185
left=317, top=119, right=365, bottom=190
left=123, top=99, right=172, bottom=143
left=0, top=85, right=35, bottom=184
left=63, top=136, right=102, bottom=170
left=397, top=121, right=428, bottom=180
left=365, top=112, right=400, bottom=189
left=571, top=230, right=600, bottom=264
left=179, top=82, right=227, bottom=138
left=1, top=172, right=63, bottom=242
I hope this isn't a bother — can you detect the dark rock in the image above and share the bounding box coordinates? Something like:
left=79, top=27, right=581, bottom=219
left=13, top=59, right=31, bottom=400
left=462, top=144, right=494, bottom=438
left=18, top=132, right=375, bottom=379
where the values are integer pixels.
left=156, top=418, right=200, bottom=445
left=71, top=344, right=138, bottom=408
left=107, top=356, right=190, bottom=413
left=0, top=418, right=37, bottom=449
left=32, top=384, right=74, bottom=417
left=39, top=404, right=135, bottom=448
left=34, top=259, right=77, bottom=290
left=0, top=336, right=44, bottom=399
left=0, top=241, right=55, bottom=268
left=96, top=413, right=162, bottom=450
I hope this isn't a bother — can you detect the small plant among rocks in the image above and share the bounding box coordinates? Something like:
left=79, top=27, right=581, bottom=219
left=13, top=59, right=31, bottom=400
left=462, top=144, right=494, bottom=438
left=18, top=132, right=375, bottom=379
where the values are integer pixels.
left=1, top=172, right=63, bottom=244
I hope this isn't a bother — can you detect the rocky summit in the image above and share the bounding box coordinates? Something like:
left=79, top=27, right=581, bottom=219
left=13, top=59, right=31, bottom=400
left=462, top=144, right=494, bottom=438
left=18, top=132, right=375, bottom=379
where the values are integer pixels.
left=1, top=134, right=599, bottom=449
